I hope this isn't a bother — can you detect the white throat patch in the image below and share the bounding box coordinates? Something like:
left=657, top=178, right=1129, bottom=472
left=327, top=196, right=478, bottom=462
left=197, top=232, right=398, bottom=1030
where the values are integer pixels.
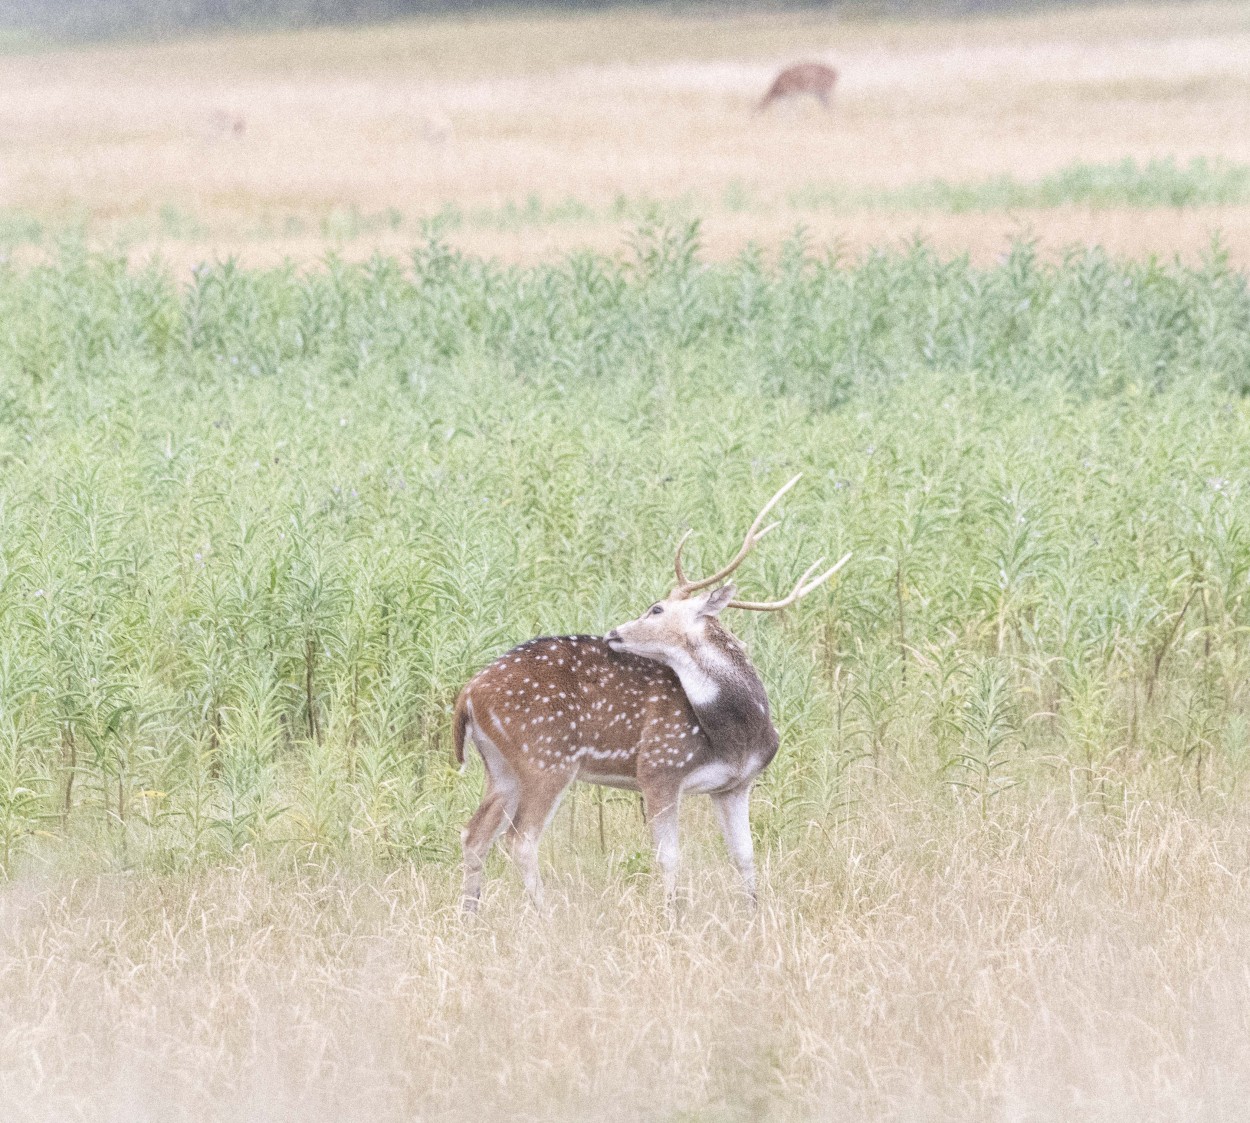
left=666, top=646, right=731, bottom=709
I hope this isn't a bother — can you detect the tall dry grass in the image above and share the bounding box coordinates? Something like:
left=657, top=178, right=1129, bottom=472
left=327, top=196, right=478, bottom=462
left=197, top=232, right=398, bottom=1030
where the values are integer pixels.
left=2, top=786, right=1248, bottom=1121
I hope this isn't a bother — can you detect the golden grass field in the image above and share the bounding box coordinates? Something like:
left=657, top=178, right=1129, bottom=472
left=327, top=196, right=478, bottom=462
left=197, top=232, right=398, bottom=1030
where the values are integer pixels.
left=4, top=788, right=1250, bottom=1121
left=2, top=1, right=1250, bottom=267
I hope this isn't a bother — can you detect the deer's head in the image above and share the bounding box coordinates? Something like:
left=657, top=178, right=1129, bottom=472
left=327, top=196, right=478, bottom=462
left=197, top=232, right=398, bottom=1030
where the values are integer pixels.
left=605, top=582, right=738, bottom=665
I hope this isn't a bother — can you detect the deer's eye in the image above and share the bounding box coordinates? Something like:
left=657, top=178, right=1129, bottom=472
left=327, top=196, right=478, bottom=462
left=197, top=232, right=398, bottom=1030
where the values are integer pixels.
left=649, top=604, right=664, bottom=616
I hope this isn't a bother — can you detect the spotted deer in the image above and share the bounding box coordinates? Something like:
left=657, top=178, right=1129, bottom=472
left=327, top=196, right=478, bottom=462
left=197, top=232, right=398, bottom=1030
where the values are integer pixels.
left=757, top=62, right=838, bottom=113
left=452, top=476, right=850, bottom=911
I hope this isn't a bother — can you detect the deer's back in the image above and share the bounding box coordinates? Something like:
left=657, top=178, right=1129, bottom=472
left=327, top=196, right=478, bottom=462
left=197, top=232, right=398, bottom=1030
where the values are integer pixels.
left=461, top=636, right=710, bottom=784
left=763, top=61, right=837, bottom=104
left=779, top=62, right=836, bottom=90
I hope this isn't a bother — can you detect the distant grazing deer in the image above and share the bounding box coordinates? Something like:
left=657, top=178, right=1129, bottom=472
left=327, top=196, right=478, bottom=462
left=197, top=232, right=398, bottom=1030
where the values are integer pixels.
left=210, top=110, right=246, bottom=136
left=420, top=110, right=453, bottom=145
left=757, top=62, right=838, bottom=113
left=453, top=476, right=850, bottom=911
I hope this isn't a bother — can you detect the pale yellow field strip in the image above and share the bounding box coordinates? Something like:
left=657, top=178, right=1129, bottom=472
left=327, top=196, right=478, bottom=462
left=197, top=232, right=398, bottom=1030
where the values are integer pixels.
left=54, top=205, right=1242, bottom=275
left=1, top=1, right=1248, bottom=266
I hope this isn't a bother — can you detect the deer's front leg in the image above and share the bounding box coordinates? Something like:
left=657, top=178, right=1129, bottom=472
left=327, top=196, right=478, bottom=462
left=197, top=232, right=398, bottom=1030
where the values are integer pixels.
left=642, top=785, right=682, bottom=902
left=712, top=783, right=756, bottom=901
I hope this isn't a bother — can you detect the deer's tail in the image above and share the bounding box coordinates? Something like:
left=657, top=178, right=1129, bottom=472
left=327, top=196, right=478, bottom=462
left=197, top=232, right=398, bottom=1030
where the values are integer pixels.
left=452, top=689, right=472, bottom=771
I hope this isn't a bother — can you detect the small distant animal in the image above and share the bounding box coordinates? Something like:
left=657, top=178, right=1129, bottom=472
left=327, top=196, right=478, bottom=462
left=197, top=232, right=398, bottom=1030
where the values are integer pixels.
left=211, top=111, right=246, bottom=136
left=757, top=62, right=838, bottom=112
left=420, top=110, right=453, bottom=145
left=453, top=474, right=851, bottom=912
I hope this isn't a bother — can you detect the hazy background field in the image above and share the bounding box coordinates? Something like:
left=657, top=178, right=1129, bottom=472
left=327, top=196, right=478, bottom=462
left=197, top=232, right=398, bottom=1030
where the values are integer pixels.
left=2, top=1, right=1249, bottom=267
left=3, top=2, right=1250, bottom=1121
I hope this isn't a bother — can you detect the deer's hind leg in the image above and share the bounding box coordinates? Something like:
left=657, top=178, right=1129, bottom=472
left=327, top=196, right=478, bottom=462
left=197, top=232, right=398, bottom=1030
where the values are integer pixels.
left=461, top=727, right=520, bottom=913
left=504, top=769, right=574, bottom=911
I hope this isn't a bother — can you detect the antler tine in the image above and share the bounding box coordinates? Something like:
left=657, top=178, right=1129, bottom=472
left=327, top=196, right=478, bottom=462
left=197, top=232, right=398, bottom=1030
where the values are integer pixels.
left=727, top=551, right=852, bottom=612
left=672, top=528, right=695, bottom=585
left=674, top=474, right=803, bottom=596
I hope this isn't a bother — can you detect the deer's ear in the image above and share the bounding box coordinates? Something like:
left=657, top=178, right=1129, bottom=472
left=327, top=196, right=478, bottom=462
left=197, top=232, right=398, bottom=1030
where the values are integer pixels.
left=699, top=584, right=735, bottom=617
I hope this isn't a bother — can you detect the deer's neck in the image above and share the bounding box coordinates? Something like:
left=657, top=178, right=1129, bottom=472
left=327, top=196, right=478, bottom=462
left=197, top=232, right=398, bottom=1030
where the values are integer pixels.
left=666, top=625, right=777, bottom=760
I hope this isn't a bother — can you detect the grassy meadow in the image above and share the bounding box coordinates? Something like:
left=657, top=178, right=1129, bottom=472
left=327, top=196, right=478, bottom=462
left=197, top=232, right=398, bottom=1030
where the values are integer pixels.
left=4, top=0, right=1250, bottom=1118
left=2, top=232, right=1250, bottom=1118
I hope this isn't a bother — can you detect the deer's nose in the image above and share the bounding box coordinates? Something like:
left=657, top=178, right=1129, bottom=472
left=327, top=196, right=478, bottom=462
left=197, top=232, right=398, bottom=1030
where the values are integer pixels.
left=605, top=629, right=621, bottom=642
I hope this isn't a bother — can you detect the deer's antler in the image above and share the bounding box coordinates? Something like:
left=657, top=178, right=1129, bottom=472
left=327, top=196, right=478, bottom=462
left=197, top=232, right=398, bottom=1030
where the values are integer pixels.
left=726, top=551, right=852, bottom=612
left=673, top=474, right=801, bottom=596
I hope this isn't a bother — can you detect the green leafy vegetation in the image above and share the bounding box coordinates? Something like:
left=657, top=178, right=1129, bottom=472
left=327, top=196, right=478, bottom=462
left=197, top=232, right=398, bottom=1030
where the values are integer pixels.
left=1, top=229, right=1249, bottom=876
